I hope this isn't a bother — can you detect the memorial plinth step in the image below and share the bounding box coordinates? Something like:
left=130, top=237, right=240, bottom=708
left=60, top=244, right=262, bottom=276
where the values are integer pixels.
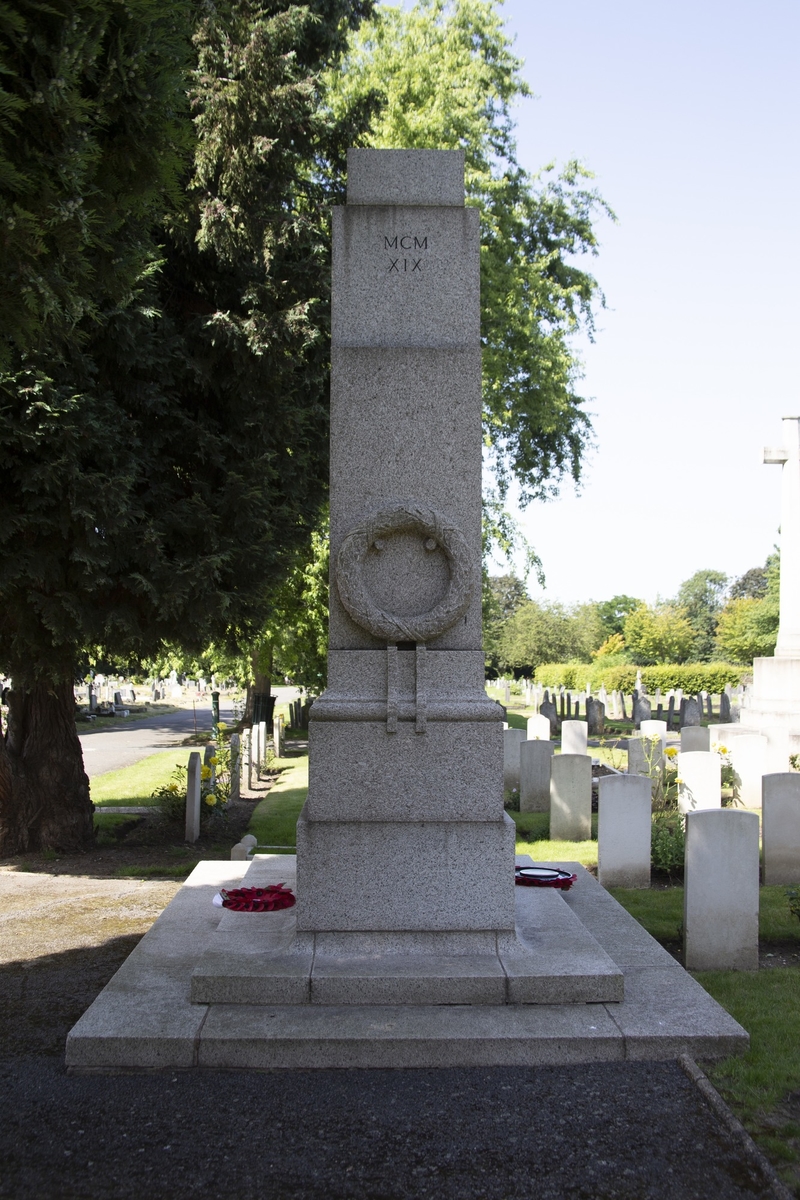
left=188, top=858, right=623, bottom=1007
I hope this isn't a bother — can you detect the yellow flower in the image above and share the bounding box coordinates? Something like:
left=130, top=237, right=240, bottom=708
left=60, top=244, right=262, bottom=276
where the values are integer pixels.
left=208, top=756, right=218, bottom=766
left=218, top=722, right=227, bottom=730
left=205, top=794, right=216, bottom=806
left=201, top=766, right=211, bottom=780
left=665, top=747, right=678, bottom=759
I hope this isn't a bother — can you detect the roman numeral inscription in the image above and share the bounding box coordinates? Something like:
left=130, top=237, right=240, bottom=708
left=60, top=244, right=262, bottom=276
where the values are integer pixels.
left=385, top=235, right=427, bottom=273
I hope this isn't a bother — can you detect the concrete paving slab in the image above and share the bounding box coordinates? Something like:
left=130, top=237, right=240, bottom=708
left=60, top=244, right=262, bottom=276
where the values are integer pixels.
left=310, top=953, right=507, bottom=1006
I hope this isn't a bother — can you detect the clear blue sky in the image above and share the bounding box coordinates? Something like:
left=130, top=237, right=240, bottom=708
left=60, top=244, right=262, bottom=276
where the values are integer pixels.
left=488, top=0, right=800, bottom=605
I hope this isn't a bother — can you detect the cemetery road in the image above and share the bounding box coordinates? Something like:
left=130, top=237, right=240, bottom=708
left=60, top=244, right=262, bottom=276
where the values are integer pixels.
left=78, top=687, right=299, bottom=777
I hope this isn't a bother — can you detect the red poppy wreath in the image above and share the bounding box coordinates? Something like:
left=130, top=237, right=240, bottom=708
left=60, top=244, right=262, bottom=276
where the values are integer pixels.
left=213, top=884, right=296, bottom=912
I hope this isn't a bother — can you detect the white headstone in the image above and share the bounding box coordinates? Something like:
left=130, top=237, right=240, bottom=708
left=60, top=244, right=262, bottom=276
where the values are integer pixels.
left=597, top=774, right=651, bottom=888
left=526, top=713, right=551, bottom=741
left=550, top=754, right=592, bottom=841
left=503, top=727, right=526, bottom=792
left=519, top=740, right=554, bottom=813
left=678, top=751, right=721, bottom=813
left=762, top=772, right=800, bottom=885
left=724, top=732, right=768, bottom=809
left=561, top=719, right=588, bottom=756
left=640, top=719, right=667, bottom=744
left=683, top=809, right=759, bottom=970
left=681, top=725, right=710, bottom=754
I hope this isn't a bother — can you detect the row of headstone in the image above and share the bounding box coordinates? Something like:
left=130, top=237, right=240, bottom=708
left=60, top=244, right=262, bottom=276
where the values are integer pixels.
left=624, top=721, right=772, bottom=811
left=529, top=683, right=744, bottom=731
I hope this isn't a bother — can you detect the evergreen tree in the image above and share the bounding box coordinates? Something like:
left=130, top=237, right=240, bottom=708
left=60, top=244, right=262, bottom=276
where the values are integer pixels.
left=0, top=0, right=373, bottom=854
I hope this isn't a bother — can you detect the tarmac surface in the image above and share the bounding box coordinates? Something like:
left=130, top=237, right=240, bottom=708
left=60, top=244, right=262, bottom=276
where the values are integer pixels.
left=0, top=872, right=786, bottom=1200
left=77, top=686, right=302, bottom=777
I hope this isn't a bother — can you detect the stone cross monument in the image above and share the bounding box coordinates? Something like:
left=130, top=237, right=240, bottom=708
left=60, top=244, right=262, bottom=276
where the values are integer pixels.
left=763, top=416, right=800, bottom=657
left=296, top=149, right=515, bottom=960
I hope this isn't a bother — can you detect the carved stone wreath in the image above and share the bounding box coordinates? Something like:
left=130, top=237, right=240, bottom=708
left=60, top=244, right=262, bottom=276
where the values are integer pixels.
left=335, top=502, right=474, bottom=642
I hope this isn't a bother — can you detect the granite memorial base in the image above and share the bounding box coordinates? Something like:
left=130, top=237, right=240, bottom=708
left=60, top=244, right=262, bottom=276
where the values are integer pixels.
left=65, top=854, right=748, bottom=1071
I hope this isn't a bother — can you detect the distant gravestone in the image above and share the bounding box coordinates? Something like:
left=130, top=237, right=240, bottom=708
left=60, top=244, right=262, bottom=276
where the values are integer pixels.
left=586, top=697, right=605, bottom=736
left=503, top=727, right=526, bottom=792
left=683, top=809, right=759, bottom=970
left=550, top=755, right=592, bottom=841
left=561, top=720, right=588, bottom=756
left=633, top=695, right=652, bottom=728
left=666, top=695, right=675, bottom=731
left=185, top=752, right=202, bottom=843
left=598, top=775, right=651, bottom=888
left=678, top=751, right=721, bottom=813
left=526, top=713, right=551, bottom=741
left=762, top=773, right=800, bottom=884
left=681, top=725, right=710, bottom=753
left=627, top=735, right=664, bottom=780
left=640, top=719, right=667, bottom=745
left=539, top=697, right=558, bottom=736
left=720, top=692, right=732, bottom=722
left=519, top=740, right=554, bottom=813
left=682, top=697, right=701, bottom=727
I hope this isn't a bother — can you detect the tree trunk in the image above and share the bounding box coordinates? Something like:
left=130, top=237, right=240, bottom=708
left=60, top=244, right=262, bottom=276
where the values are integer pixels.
left=0, top=679, right=93, bottom=855
left=243, top=645, right=272, bottom=726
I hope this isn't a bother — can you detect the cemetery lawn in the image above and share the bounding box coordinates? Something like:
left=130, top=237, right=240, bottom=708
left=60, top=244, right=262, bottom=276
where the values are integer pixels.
left=611, top=883, right=800, bottom=1190
left=511, top=810, right=599, bottom=868
left=91, top=750, right=187, bottom=808
left=247, top=756, right=308, bottom=851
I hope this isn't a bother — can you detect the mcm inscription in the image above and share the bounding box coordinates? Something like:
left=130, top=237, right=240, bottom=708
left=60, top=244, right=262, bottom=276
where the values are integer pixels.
left=384, top=234, right=428, bottom=274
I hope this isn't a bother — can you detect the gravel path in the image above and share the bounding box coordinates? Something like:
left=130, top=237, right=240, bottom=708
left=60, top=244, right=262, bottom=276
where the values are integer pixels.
left=0, top=870, right=785, bottom=1200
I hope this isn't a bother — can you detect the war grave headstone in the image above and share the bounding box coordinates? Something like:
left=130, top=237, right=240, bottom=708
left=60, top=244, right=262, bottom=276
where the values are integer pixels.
left=681, top=697, right=702, bottom=727
left=526, top=713, right=551, bottom=740
left=684, top=809, right=759, bottom=970
left=678, top=751, right=721, bottom=814
left=550, top=755, right=592, bottom=841
left=519, top=740, right=554, bottom=813
left=597, top=775, right=651, bottom=888
left=762, top=772, right=800, bottom=884
left=561, top=719, right=588, bottom=756
left=65, top=150, right=749, bottom=1072
left=681, top=725, right=710, bottom=754
left=503, top=727, right=526, bottom=791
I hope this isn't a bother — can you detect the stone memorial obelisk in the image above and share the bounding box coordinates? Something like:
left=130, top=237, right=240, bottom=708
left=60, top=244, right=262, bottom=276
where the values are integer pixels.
left=296, top=149, right=515, bottom=960
left=187, top=149, right=622, bottom=1033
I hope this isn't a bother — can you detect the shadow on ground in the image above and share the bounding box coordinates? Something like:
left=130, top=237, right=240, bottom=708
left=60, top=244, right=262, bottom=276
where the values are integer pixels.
left=0, top=936, right=782, bottom=1200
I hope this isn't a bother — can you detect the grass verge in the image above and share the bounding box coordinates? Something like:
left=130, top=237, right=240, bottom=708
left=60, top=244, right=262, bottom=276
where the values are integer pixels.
left=610, top=883, right=800, bottom=1191
left=90, top=749, right=197, bottom=808
left=247, top=757, right=309, bottom=851
left=510, top=810, right=599, bottom=868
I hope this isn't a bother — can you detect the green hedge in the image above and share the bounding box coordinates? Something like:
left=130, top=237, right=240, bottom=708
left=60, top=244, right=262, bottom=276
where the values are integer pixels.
left=534, top=662, right=748, bottom=693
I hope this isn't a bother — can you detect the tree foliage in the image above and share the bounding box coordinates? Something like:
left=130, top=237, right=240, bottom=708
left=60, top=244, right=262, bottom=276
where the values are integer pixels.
left=324, top=0, right=612, bottom=501
left=674, top=569, right=728, bottom=662
left=715, top=553, right=780, bottom=663
left=623, top=604, right=696, bottom=666
left=0, top=0, right=374, bottom=852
